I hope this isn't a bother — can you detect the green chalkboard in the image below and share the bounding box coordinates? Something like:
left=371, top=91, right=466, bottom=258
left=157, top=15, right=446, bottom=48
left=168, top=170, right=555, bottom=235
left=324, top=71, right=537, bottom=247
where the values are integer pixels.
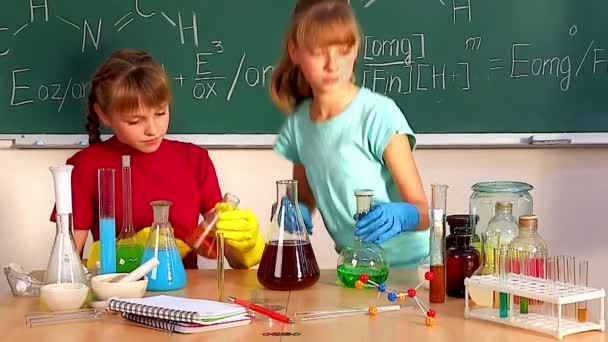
left=0, top=0, right=607, bottom=135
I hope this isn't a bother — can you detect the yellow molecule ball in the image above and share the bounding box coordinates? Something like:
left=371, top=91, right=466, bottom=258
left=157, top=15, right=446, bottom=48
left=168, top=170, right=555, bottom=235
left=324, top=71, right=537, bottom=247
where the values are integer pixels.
left=397, top=293, right=407, bottom=301
left=425, top=317, right=435, bottom=326
left=354, top=280, right=364, bottom=289
left=368, top=305, right=378, bottom=316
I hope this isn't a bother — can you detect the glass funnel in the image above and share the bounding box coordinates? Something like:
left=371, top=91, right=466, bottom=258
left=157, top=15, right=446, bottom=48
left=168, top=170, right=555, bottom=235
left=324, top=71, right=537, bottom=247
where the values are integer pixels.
left=116, top=156, right=143, bottom=273
left=257, top=180, right=320, bottom=291
left=336, top=190, right=389, bottom=288
left=469, top=181, right=533, bottom=250
left=142, top=200, right=186, bottom=291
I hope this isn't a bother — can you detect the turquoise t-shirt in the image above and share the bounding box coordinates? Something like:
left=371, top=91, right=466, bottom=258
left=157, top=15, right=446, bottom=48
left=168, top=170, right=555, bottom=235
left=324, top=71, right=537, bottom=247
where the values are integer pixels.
left=273, top=87, right=429, bottom=268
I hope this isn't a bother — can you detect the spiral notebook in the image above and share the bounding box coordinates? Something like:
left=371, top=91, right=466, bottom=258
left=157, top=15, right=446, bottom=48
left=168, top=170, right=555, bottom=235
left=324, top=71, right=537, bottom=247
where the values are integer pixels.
left=121, top=312, right=253, bottom=334
left=107, top=295, right=248, bottom=324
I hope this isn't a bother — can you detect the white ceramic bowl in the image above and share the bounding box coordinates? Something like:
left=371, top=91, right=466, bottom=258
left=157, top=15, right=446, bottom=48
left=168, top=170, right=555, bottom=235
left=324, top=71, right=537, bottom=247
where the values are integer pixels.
left=40, top=283, right=89, bottom=311
left=90, top=273, right=147, bottom=300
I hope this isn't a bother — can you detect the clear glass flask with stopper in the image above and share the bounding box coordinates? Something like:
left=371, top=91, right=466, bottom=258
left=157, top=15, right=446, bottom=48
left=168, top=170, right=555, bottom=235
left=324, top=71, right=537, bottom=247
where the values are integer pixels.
left=115, top=156, right=143, bottom=273
left=486, top=201, right=518, bottom=246
left=429, top=184, right=448, bottom=303
left=43, top=165, right=89, bottom=311
left=141, top=200, right=186, bottom=291
left=336, top=189, right=389, bottom=288
left=257, top=180, right=320, bottom=291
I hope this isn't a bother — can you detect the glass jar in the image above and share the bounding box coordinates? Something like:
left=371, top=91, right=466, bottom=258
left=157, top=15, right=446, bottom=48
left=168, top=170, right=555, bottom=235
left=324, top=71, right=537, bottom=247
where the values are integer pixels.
left=446, top=233, right=479, bottom=298
left=469, top=181, right=533, bottom=250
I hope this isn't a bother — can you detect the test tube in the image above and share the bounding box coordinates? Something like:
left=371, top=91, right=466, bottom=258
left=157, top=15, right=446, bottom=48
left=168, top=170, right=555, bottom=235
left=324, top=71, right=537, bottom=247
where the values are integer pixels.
left=519, top=251, right=529, bottom=314
left=216, top=232, right=225, bottom=302
left=98, top=168, right=116, bottom=274
left=26, top=309, right=103, bottom=327
left=429, top=184, right=448, bottom=304
left=499, top=246, right=510, bottom=318
left=577, top=259, right=589, bottom=322
left=565, top=256, right=576, bottom=320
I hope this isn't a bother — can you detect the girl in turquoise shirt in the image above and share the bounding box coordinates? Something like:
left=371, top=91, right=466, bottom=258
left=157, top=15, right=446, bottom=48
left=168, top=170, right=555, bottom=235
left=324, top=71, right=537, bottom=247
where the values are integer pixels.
left=271, top=0, right=430, bottom=267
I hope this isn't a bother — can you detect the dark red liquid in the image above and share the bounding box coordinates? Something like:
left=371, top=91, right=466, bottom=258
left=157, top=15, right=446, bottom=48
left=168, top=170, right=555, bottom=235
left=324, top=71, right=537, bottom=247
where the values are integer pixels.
left=257, top=240, right=320, bottom=291
left=446, top=247, right=479, bottom=298
left=429, top=264, right=446, bottom=303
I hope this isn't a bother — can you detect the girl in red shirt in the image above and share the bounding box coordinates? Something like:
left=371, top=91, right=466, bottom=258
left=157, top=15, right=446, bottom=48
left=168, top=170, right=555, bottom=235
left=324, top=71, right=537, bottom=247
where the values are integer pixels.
left=54, top=49, right=264, bottom=270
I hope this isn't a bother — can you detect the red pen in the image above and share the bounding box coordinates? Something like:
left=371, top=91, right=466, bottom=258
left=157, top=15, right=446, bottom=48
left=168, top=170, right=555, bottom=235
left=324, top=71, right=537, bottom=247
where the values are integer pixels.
left=227, top=296, right=294, bottom=324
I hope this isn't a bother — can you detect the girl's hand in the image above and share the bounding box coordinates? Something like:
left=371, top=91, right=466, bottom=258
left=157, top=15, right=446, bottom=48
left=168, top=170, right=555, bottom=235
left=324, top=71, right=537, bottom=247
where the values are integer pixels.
left=354, top=202, right=420, bottom=244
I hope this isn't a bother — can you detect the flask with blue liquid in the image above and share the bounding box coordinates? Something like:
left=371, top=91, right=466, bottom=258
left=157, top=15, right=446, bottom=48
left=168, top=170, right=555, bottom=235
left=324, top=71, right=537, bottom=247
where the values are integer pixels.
left=142, top=200, right=186, bottom=291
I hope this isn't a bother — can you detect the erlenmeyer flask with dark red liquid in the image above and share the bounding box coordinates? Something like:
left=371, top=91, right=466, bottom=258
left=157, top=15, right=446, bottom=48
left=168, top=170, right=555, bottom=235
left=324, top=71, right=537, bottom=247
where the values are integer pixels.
left=257, top=180, right=320, bottom=291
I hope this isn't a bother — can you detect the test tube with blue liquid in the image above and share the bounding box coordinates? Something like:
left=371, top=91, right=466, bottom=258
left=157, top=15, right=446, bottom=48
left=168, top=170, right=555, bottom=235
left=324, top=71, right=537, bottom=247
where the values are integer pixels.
left=98, top=168, right=116, bottom=274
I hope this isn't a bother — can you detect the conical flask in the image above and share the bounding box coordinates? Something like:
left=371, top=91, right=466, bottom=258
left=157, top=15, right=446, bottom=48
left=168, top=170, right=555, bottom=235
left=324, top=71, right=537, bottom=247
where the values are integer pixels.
left=185, top=192, right=241, bottom=258
left=116, top=156, right=143, bottom=273
left=45, top=165, right=88, bottom=287
left=257, top=180, right=320, bottom=290
left=141, top=200, right=186, bottom=291
left=336, top=190, right=389, bottom=288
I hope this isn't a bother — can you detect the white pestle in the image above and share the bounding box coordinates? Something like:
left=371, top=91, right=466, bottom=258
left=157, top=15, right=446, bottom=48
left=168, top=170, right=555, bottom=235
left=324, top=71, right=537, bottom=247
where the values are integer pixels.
left=114, top=257, right=159, bottom=283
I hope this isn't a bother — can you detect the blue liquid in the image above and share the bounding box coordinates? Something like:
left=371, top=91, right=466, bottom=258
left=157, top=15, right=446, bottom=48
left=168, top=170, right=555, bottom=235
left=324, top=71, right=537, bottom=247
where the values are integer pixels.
left=142, top=248, right=186, bottom=291
left=99, top=218, right=116, bottom=274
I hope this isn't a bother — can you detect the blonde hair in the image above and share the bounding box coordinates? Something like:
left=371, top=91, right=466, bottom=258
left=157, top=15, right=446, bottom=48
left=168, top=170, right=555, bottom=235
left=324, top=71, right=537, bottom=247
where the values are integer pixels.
left=270, top=0, right=361, bottom=113
left=86, top=49, right=171, bottom=144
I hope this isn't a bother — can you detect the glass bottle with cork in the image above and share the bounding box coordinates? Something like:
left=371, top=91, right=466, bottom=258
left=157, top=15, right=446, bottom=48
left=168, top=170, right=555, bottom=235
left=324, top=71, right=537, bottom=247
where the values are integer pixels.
left=446, top=231, right=479, bottom=298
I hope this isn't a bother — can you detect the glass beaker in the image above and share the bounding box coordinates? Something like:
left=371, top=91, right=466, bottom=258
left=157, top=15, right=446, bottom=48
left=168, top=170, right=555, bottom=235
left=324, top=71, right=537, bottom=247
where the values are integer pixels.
left=469, top=231, right=500, bottom=307
left=469, top=181, right=533, bottom=250
left=446, top=233, right=479, bottom=298
left=45, top=165, right=88, bottom=286
left=98, top=168, right=116, bottom=274
left=185, top=193, right=240, bottom=259
left=116, top=156, right=143, bottom=273
left=257, top=180, right=320, bottom=291
left=486, top=201, right=518, bottom=246
left=429, top=184, right=448, bottom=304
left=336, top=190, right=389, bottom=288
left=142, top=200, right=187, bottom=291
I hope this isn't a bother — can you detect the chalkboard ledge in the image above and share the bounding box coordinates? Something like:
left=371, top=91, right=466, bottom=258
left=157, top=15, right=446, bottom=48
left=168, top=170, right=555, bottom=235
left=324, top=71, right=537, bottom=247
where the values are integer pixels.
left=1, top=133, right=608, bottom=149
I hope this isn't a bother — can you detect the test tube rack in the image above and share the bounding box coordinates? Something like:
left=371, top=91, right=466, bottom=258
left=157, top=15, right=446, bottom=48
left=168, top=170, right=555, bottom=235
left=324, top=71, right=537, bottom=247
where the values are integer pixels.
left=464, top=274, right=605, bottom=340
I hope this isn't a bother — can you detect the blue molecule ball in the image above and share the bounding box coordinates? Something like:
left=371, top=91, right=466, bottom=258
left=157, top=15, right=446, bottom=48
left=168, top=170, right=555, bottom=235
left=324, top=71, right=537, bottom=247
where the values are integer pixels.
left=387, top=292, right=397, bottom=301
left=378, top=283, right=386, bottom=292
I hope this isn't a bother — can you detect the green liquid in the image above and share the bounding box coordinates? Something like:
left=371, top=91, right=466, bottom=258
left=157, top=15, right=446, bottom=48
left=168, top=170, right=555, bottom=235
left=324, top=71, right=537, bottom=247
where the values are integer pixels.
left=499, top=292, right=510, bottom=318
left=116, top=244, right=144, bottom=273
left=337, top=264, right=389, bottom=288
left=520, top=297, right=528, bottom=314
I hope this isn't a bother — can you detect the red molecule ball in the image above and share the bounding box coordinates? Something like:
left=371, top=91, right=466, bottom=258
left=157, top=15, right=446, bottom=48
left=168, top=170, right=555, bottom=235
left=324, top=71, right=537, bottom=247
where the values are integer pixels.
left=424, top=271, right=435, bottom=281
left=359, top=274, right=369, bottom=283
left=427, top=309, right=437, bottom=318
left=407, top=288, right=417, bottom=298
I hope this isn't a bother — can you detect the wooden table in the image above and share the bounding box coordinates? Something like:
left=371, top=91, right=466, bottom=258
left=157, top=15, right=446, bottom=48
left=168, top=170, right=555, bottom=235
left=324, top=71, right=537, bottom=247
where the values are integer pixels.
left=1, top=270, right=605, bottom=341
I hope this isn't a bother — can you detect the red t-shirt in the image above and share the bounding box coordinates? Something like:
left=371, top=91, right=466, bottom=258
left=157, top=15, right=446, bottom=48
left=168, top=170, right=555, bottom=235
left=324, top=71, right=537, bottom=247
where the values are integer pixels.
left=51, top=136, right=222, bottom=269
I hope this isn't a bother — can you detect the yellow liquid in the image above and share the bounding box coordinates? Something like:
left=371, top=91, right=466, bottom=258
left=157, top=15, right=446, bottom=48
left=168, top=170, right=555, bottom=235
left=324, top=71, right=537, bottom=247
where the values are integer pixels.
left=468, top=286, right=494, bottom=307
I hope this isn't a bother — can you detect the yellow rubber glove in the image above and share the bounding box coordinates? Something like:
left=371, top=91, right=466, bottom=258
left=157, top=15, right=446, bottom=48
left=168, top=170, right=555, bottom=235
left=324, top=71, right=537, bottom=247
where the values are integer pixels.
left=86, top=228, right=192, bottom=272
left=214, top=205, right=265, bottom=269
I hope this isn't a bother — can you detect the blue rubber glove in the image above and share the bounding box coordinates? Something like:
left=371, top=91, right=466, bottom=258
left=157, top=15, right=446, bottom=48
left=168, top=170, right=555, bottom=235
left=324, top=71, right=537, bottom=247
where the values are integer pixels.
left=355, top=202, right=420, bottom=244
left=272, top=197, right=313, bottom=235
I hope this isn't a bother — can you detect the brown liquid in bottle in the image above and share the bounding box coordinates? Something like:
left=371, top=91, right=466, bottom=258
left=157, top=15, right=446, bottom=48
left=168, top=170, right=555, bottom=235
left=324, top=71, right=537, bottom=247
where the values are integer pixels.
left=257, top=240, right=320, bottom=291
